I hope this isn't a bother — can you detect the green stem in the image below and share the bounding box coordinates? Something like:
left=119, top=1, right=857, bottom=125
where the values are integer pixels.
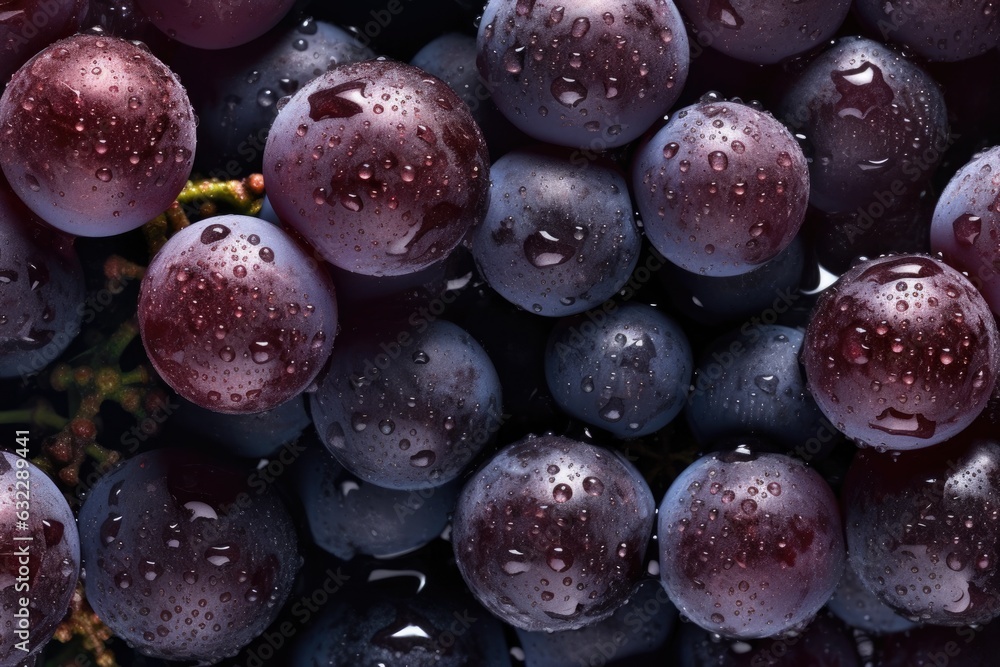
left=0, top=406, right=69, bottom=430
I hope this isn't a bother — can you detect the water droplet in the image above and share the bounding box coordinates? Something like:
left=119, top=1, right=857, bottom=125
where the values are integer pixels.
left=571, top=17, right=591, bottom=38
left=410, top=450, right=436, bottom=467
left=553, top=484, right=573, bottom=503
left=95, top=168, right=113, bottom=182
left=754, top=374, right=778, bottom=394
left=583, top=477, right=604, bottom=496
left=259, top=247, right=274, bottom=263
left=708, top=151, right=729, bottom=171
left=547, top=547, right=573, bottom=572
left=200, top=224, right=231, bottom=245
left=326, top=422, right=346, bottom=449
left=551, top=77, right=588, bottom=107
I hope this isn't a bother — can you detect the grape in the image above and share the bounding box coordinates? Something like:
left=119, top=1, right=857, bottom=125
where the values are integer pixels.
left=801, top=254, right=1000, bottom=450
left=931, top=145, right=1000, bottom=316
left=854, top=0, right=1000, bottom=62
left=0, top=34, right=197, bottom=237
left=0, top=175, right=84, bottom=379
left=135, top=0, right=296, bottom=49
left=471, top=146, right=642, bottom=316
left=825, top=558, right=916, bottom=635
left=76, top=449, right=300, bottom=662
left=657, top=448, right=845, bottom=639
left=295, top=441, right=459, bottom=560
left=0, top=0, right=87, bottom=88
left=545, top=302, right=692, bottom=438
left=778, top=36, right=949, bottom=214
left=83, top=0, right=149, bottom=39
left=169, top=394, right=310, bottom=458
left=263, top=59, right=490, bottom=277
left=632, top=98, right=809, bottom=277
left=842, top=435, right=1000, bottom=625
left=452, top=434, right=656, bottom=632
left=137, top=214, right=338, bottom=413
left=309, top=317, right=502, bottom=490
left=674, top=0, right=852, bottom=64
left=515, top=580, right=677, bottom=667
left=477, top=0, right=690, bottom=149
left=1, top=451, right=80, bottom=666
left=686, top=325, right=828, bottom=453
left=173, top=17, right=375, bottom=177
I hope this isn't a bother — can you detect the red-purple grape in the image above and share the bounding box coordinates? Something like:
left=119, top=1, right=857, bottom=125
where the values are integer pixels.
left=135, top=0, right=296, bottom=49
left=263, top=59, right=490, bottom=276
left=452, top=434, right=655, bottom=631
left=138, top=215, right=338, bottom=413
left=0, top=34, right=197, bottom=236
left=633, top=98, right=809, bottom=276
left=477, top=0, right=690, bottom=149
left=802, top=254, right=1000, bottom=450
left=657, top=448, right=846, bottom=639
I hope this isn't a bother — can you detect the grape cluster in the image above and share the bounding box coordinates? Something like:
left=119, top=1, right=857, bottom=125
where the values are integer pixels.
left=4, top=1, right=1000, bottom=666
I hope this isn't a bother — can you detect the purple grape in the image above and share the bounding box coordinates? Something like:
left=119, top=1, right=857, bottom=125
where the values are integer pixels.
left=632, top=98, right=809, bottom=276
left=545, top=302, right=693, bottom=438
left=477, top=0, right=690, bottom=149
left=931, top=146, right=1000, bottom=316
left=471, top=146, right=642, bottom=316
left=778, top=36, right=949, bottom=214
left=855, top=0, right=1000, bottom=62
left=452, top=434, right=656, bottom=632
left=802, top=254, right=1000, bottom=450
left=0, top=0, right=88, bottom=87
left=135, top=0, right=296, bottom=49
left=138, top=215, right=338, bottom=413
left=309, top=317, right=502, bottom=490
left=675, top=0, right=852, bottom=64
left=172, top=17, right=375, bottom=177
left=0, top=34, right=197, bottom=237
left=77, top=449, right=300, bottom=662
left=170, top=394, right=310, bottom=459
left=825, top=558, right=917, bottom=635
left=842, top=435, right=1000, bottom=625
left=0, top=175, right=84, bottom=379
left=263, top=59, right=490, bottom=277
left=1, top=451, right=80, bottom=665
left=658, top=448, right=846, bottom=639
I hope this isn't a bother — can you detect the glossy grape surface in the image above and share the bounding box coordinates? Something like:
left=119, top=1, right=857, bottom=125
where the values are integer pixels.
left=471, top=146, right=641, bottom=316
left=931, top=145, right=1000, bottom=315
left=0, top=0, right=87, bottom=87
left=675, top=0, right=852, bottom=64
left=138, top=215, right=338, bottom=413
left=545, top=302, right=692, bottom=438
left=658, top=449, right=845, bottom=639
left=778, top=36, right=949, bottom=214
left=77, top=449, right=300, bottom=662
left=477, top=0, right=690, bottom=149
left=802, top=254, right=1000, bottom=450
left=135, top=0, right=296, bottom=49
left=0, top=34, right=197, bottom=236
left=0, top=177, right=84, bottom=379
left=855, top=0, right=1000, bottom=62
left=263, top=59, right=490, bottom=276
left=843, top=436, right=1000, bottom=625
left=453, top=435, right=655, bottom=631
left=1, top=452, right=80, bottom=666
left=310, top=318, right=502, bottom=490
left=826, top=557, right=917, bottom=635
left=633, top=99, right=809, bottom=276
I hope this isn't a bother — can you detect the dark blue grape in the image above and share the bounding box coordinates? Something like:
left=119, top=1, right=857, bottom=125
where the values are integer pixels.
left=135, top=0, right=296, bottom=49
left=778, top=36, right=949, bottom=214
left=296, top=442, right=459, bottom=560
left=545, top=302, right=692, bottom=438
left=173, top=17, right=374, bottom=177
left=1, top=451, right=80, bottom=666
left=675, top=0, right=852, bottom=64
left=825, top=559, right=916, bottom=635
left=632, top=98, right=810, bottom=277
left=471, top=146, right=641, bottom=316
left=515, top=580, right=677, bottom=667
left=658, top=447, right=845, bottom=639
left=77, top=449, right=300, bottom=662
left=686, top=325, right=828, bottom=453
left=477, top=0, right=690, bottom=149
left=0, top=176, right=84, bottom=379
left=310, top=318, right=503, bottom=490
left=452, top=434, right=656, bottom=631
left=842, top=435, right=1000, bottom=625
left=855, top=0, right=1000, bottom=62
left=170, top=394, right=310, bottom=459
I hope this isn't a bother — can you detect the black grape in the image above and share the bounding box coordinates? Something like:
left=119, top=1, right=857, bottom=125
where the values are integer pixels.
left=76, top=449, right=300, bottom=662
left=309, top=317, right=503, bottom=490
left=0, top=34, right=197, bottom=236
left=0, top=0, right=87, bottom=88
left=545, top=302, right=692, bottom=438
left=135, top=0, right=296, bottom=49
left=452, top=434, right=656, bottom=631
left=471, top=146, right=642, bottom=316
left=477, top=0, right=690, bottom=149
left=855, top=0, right=1000, bottom=62
left=170, top=395, right=310, bottom=459
left=825, top=558, right=916, bottom=635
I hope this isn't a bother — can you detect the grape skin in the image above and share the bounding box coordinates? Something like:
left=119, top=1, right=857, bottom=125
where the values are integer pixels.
left=854, top=0, right=1000, bottom=62
left=0, top=0, right=87, bottom=87
left=135, top=0, right=297, bottom=49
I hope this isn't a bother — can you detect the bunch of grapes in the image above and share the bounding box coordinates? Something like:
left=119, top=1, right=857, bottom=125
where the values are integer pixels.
left=4, top=1, right=1000, bottom=666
